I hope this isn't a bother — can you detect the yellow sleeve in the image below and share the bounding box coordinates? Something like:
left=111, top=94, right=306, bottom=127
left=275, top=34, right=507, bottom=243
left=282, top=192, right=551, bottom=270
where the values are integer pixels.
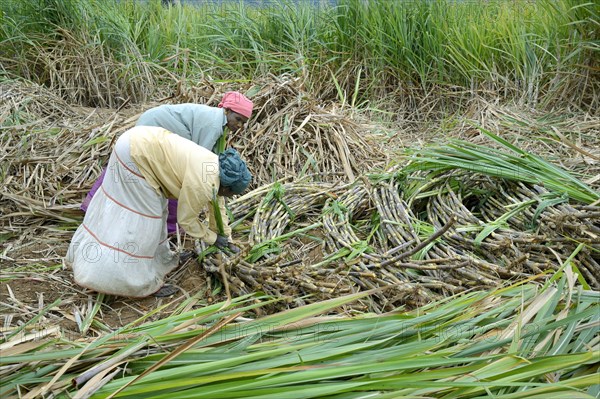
left=208, top=195, right=232, bottom=239
left=177, top=171, right=219, bottom=245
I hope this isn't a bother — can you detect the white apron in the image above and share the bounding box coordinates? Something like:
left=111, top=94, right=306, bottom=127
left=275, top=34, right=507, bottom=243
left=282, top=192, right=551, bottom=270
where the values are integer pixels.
left=66, top=130, right=178, bottom=297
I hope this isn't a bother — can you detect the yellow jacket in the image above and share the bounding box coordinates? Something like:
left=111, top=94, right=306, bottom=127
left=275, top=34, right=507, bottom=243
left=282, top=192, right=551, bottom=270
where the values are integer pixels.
left=129, top=127, right=231, bottom=244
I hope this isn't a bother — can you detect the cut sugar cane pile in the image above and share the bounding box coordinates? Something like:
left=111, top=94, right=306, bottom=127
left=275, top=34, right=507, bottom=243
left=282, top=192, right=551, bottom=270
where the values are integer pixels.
left=210, top=169, right=600, bottom=313
left=200, top=128, right=600, bottom=312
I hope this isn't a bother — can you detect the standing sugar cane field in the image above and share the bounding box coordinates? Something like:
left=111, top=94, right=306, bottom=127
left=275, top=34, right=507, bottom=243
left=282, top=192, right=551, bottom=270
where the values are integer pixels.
left=1, top=0, right=600, bottom=397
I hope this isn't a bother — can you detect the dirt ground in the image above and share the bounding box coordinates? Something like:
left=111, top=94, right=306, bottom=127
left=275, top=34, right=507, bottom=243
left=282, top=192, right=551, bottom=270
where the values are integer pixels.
left=0, top=227, right=328, bottom=339
left=0, top=248, right=218, bottom=338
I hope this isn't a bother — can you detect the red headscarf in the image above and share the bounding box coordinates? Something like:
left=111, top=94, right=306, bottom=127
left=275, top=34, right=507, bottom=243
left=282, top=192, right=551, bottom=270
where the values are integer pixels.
left=218, top=91, right=253, bottom=118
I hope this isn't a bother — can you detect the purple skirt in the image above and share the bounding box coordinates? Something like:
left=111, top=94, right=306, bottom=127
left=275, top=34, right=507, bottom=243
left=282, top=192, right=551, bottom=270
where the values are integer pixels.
left=81, top=168, right=181, bottom=235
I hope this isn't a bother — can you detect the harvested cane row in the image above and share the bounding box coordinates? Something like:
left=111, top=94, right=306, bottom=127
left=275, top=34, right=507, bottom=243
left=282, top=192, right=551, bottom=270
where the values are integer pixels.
left=199, top=173, right=600, bottom=312
left=1, top=77, right=385, bottom=239
left=174, top=74, right=387, bottom=184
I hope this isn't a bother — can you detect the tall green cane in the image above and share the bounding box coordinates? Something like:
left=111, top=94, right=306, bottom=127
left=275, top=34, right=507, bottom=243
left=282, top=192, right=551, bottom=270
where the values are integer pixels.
left=215, top=128, right=227, bottom=155
left=213, top=127, right=228, bottom=236
left=196, top=129, right=229, bottom=262
left=212, top=187, right=225, bottom=237
left=213, top=129, right=238, bottom=250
